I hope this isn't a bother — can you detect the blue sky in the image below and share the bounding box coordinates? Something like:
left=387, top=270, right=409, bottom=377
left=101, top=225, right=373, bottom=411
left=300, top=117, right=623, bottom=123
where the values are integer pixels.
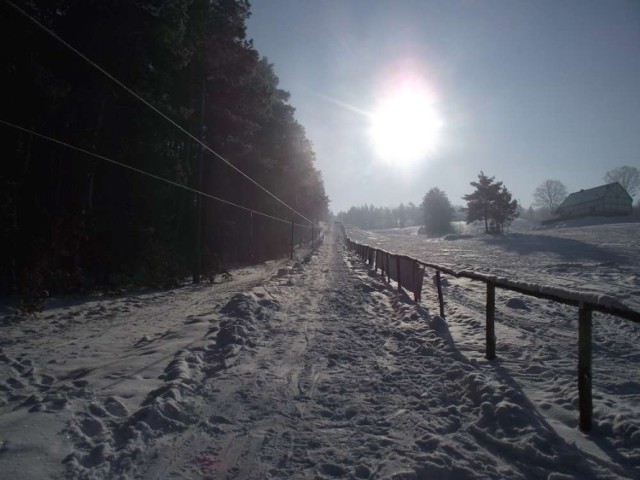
left=246, top=0, right=640, bottom=213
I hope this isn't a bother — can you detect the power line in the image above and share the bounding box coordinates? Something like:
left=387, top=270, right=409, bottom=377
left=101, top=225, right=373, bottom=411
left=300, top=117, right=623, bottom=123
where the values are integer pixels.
left=0, top=118, right=312, bottom=229
left=4, top=0, right=313, bottom=225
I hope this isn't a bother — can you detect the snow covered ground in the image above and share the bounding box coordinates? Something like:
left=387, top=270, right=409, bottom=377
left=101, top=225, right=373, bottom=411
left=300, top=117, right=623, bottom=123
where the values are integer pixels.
left=351, top=219, right=640, bottom=311
left=346, top=220, right=640, bottom=475
left=0, top=224, right=639, bottom=479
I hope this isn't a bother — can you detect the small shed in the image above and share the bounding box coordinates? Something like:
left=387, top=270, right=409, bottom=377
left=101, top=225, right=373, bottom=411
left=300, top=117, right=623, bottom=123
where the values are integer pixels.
left=555, top=182, right=632, bottom=218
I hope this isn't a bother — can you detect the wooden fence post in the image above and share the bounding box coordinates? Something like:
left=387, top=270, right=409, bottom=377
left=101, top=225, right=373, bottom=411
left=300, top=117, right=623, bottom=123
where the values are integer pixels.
left=578, top=306, right=593, bottom=432
left=435, top=270, right=445, bottom=318
left=386, top=254, right=391, bottom=283
left=486, top=283, right=496, bottom=360
left=412, top=261, right=417, bottom=302
left=311, top=223, right=314, bottom=250
left=396, top=256, right=402, bottom=291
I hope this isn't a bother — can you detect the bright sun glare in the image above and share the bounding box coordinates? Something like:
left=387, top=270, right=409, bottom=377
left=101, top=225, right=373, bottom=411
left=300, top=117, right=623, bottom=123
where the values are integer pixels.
left=369, top=82, right=443, bottom=167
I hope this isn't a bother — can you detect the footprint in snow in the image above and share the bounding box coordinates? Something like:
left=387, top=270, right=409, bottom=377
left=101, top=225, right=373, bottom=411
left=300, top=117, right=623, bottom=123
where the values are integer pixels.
left=184, top=317, right=205, bottom=325
left=506, top=297, right=529, bottom=310
left=135, top=335, right=152, bottom=346
left=79, top=417, right=106, bottom=438
left=104, top=396, right=129, bottom=417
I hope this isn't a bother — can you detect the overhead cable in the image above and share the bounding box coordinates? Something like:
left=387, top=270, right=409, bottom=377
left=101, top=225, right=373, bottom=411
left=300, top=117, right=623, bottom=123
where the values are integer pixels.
left=0, top=118, right=311, bottom=229
left=4, top=0, right=313, bottom=225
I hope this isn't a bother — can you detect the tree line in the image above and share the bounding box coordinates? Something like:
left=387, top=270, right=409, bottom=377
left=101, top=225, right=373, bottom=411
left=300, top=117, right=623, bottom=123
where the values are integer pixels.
left=341, top=165, right=640, bottom=235
left=338, top=172, right=518, bottom=235
left=336, top=203, right=424, bottom=230
left=0, top=0, right=329, bottom=303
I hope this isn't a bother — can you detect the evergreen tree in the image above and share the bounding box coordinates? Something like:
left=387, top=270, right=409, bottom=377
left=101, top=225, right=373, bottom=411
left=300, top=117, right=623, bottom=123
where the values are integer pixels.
left=0, top=0, right=329, bottom=298
left=421, top=188, right=453, bottom=236
left=490, top=185, right=519, bottom=233
left=397, top=203, right=407, bottom=228
left=463, top=172, right=501, bottom=233
left=337, top=202, right=425, bottom=230
left=463, top=172, right=518, bottom=233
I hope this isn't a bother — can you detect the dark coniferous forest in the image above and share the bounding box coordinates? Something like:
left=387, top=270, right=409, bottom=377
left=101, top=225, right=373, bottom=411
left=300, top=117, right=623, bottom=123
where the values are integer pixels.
left=0, top=0, right=329, bottom=301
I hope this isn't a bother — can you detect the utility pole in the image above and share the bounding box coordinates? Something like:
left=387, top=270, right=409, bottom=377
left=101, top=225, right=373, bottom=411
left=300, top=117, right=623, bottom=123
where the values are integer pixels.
left=290, top=213, right=295, bottom=259
left=249, top=212, right=253, bottom=259
left=193, top=78, right=206, bottom=283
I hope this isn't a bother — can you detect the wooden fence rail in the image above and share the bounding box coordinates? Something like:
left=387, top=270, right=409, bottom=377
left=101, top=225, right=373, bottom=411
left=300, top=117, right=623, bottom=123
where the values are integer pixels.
left=343, top=234, right=640, bottom=432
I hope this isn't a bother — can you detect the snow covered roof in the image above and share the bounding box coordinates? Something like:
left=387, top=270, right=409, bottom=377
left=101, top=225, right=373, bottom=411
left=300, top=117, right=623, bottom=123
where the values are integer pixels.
left=558, top=182, right=631, bottom=209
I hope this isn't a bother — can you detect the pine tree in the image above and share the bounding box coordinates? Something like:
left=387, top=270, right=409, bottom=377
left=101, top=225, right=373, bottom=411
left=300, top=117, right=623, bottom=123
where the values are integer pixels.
left=1, top=0, right=329, bottom=296
left=421, top=188, right=454, bottom=236
left=463, top=172, right=518, bottom=233
left=490, top=185, right=519, bottom=233
left=463, top=172, right=501, bottom=233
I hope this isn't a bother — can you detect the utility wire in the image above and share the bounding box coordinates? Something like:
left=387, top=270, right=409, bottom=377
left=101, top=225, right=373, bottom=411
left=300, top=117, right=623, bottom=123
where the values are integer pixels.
left=0, top=118, right=311, bottom=229
left=4, top=0, right=313, bottom=225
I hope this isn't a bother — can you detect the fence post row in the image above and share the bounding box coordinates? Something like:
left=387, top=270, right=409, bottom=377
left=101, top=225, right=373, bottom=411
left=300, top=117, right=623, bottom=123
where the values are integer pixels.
left=344, top=234, right=638, bottom=435
left=435, top=270, right=445, bottom=318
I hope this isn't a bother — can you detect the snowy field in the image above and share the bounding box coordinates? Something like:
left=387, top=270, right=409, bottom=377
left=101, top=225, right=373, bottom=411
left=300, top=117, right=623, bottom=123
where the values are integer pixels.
left=346, top=219, right=640, bottom=475
left=354, top=218, right=640, bottom=311
left=0, top=224, right=639, bottom=479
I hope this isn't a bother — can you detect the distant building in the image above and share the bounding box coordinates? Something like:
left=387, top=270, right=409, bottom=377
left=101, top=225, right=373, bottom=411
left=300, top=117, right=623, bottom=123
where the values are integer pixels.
left=555, top=182, right=632, bottom=218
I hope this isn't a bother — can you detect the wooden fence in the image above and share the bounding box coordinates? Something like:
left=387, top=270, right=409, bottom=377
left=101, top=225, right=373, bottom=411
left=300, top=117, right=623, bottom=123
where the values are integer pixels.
left=344, top=234, right=640, bottom=432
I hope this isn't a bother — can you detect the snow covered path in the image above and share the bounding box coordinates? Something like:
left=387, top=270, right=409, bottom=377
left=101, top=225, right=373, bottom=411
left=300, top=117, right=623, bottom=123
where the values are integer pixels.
left=1, top=228, right=638, bottom=479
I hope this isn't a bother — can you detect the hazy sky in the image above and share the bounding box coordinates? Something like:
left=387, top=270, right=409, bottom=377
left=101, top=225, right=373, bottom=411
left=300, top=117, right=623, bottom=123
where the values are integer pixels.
left=246, top=0, right=640, bottom=213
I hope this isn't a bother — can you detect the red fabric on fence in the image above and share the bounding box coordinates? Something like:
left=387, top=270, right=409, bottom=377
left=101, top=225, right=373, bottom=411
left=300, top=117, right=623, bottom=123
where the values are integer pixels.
left=399, top=256, right=425, bottom=301
left=347, top=239, right=424, bottom=301
left=385, top=254, right=424, bottom=301
left=388, top=253, right=398, bottom=280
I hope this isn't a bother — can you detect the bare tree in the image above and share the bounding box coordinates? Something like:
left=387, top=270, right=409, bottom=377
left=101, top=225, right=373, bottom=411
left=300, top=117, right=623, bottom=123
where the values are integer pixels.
left=533, top=180, right=567, bottom=212
left=604, top=166, right=640, bottom=197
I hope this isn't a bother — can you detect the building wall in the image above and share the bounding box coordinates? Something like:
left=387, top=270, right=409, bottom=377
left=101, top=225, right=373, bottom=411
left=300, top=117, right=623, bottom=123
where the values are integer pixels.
left=603, top=191, right=632, bottom=213
left=558, top=191, right=631, bottom=217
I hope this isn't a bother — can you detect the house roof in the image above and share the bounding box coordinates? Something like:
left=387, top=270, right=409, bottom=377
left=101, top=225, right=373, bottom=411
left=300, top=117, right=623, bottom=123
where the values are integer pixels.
left=558, top=182, right=631, bottom=209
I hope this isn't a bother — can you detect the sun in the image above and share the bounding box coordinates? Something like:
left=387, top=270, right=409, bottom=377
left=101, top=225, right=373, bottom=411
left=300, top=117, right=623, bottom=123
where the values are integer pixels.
left=369, top=83, right=443, bottom=167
